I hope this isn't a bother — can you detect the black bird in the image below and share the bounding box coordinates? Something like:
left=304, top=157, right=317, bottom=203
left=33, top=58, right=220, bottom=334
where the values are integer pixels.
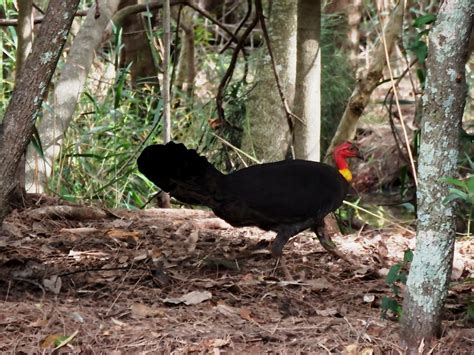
left=137, top=141, right=361, bottom=258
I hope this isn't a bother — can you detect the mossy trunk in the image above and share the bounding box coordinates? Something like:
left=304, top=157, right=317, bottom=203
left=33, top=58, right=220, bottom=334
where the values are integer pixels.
left=242, top=0, right=297, bottom=162
left=401, top=0, right=474, bottom=351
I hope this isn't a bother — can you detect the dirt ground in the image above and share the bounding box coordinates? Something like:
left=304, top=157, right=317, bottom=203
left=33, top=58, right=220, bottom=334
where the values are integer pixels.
left=0, top=199, right=472, bottom=354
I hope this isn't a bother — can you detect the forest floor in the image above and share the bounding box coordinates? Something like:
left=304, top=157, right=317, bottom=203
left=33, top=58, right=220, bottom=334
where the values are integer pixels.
left=0, top=198, right=472, bottom=354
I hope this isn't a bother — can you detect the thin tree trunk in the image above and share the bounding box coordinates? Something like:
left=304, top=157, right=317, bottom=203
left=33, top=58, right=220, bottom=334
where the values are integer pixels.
left=400, top=0, right=474, bottom=352
left=24, top=0, right=120, bottom=193
left=0, top=0, right=81, bottom=222
left=161, top=0, right=172, bottom=207
left=119, top=0, right=157, bottom=86
left=175, top=7, right=196, bottom=96
left=16, top=0, right=33, bottom=74
left=242, top=0, right=297, bottom=162
left=10, top=0, right=34, bottom=202
left=347, top=0, right=362, bottom=68
left=293, top=0, right=321, bottom=161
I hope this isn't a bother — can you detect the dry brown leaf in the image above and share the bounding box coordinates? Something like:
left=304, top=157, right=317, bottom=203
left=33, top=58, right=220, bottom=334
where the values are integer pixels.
left=316, top=307, right=338, bottom=317
left=307, top=277, right=332, bottom=290
left=186, top=230, right=199, bottom=253
left=131, top=303, right=165, bottom=318
left=451, top=257, right=465, bottom=280
left=28, top=318, right=48, bottom=328
left=181, top=290, right=212, bottom=305
left=344, top=343, right=358, bottom=355
left=60, top=227, right=100, bottom=235
left=106, top=229, right=141, bottom=241
left=215, top=302, right=240, bottom=318
left=2, top=221, right=23, bottom=238
left=43, top=275, right=62, bottom=294
left=164, top=291, right=212, bottom=306
left=41, top=334, right=63, bottom=348
left=377, top=240, right=388, bottom=259
left=239, top=308, right=253, bottom=322
left=111, top=318, right=127, bottom=327
left=360, top=347, right=374, bottom=355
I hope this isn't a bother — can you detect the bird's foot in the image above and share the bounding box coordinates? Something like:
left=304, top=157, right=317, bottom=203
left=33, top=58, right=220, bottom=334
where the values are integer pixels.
left=316, top=233, right=357, bottom=266
left=272, top=257, right=294, bottom=281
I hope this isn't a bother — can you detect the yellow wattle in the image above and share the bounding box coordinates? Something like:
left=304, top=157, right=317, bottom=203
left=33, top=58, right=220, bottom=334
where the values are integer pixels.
left=338, top=168, right=352, bottom=182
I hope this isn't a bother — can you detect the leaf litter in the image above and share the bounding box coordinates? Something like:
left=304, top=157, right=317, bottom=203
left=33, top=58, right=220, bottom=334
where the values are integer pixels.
left=0, top=203, right=472, bottom=353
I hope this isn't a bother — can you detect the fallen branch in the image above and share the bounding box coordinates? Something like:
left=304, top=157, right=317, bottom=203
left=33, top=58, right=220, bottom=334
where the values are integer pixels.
left=324, top=1, right=405, bottom=162
left=28, top=205, right=108, bottom=221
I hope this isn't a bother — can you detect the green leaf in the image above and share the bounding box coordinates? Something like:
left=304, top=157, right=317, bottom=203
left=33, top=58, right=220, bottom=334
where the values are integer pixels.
left=416, top=68, right=426, bottom=86
left=443, top=177, right=468, bottom=190
left=414, top=14, right=436, bottom=28
left=386, top=263, right=402, bottom=284
left=403, top=249, right=414, bottom=263
left=398, top=272, right=408, bottom=285
left=381, top=296, right=402, bottom=317
left=443, top=189, right=468, bottom=204
left=467, top=303, right=474, bottom=320
left=465, top=176, right=474, bottom=193
left=412, top=41, right=428, bottom=64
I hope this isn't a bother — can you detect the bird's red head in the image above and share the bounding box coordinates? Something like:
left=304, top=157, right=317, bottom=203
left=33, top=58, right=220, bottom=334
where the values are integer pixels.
left=333, top=141, right=361, bottom=181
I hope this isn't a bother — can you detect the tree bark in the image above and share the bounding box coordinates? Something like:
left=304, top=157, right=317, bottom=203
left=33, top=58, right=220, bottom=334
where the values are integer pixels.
left=400, top=0, right=474, bottom=352
left=16, top=0, right=34, bottom=75
left=119, top=0, right=157, bottom=86
left=161, top=0, right=172, bottom=207
left=0, top=0, right=81, bottom=222
left=175, top=6, right=196, bottom=96
left=24, top=0, right=120, bottom=193
left=242, top=0, right=297, bottom=162
left=293, top=0, right=321, bottom=161
left=10, top=0, right=34, bottom=202
left=324, top=0, right=404, bottom=162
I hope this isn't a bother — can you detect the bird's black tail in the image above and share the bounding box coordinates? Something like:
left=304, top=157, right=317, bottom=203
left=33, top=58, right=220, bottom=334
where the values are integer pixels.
left=137, top=141, right=224, bottom=206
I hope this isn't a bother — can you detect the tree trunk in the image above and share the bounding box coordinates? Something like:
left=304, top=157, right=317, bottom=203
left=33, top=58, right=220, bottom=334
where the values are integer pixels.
left=16, top=0, right=33, bottom=75
left=175, top=6, right=196, bottom=96
left=0, top=0, right=81, bottom=222
left=242, top=0, right=297, bottom=162
left=161, top=0, right=172, bottom=207
left=24, top=0, right=120, bottom=193
left=119, top=0, right=157, bottom=86
left=400, top=0, right=474, bottom=352
left=293, top=0, right=321, bottom=161
left=347, top=0, right=362, bottom=68
left=9, top=0, right=34, bottom=203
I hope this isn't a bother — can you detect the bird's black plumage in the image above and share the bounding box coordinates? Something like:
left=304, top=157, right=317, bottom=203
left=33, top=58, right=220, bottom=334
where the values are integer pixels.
left=137, top=141, right=352, bottom=257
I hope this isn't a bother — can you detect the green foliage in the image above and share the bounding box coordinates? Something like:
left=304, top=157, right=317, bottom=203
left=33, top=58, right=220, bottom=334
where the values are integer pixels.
left=0, top=1, right=17, bottom=120
left=381, top=249, right=413, bottom=321
left=406, top=13, right=436, bottom=87
left=443, top=174, right=474, bottom=237
left=50, top=66, right=161, bottom=208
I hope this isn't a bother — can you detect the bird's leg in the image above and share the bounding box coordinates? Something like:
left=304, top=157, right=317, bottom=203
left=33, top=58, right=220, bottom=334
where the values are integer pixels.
left=313, top=224, right=356, bottom=265
left=272, top=257, right=294, bottom=280
left=271, top=227, right=300, bottom=280
left=271, top=231, right=292, bottom=258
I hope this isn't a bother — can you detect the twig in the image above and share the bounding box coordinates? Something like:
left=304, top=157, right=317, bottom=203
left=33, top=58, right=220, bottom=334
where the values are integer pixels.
left=343, top=200, right=415, bottom=234
left=211, top=133, right=260, bottom=164
left=220, top=0, right=252, bottom=54
left=215, top=3, right=258, bottom=131
left=378, top=1, right=418, bottom=186
left=383, top=58, right=417, bottom=164
left=0, top=9, right=88, bottom=26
